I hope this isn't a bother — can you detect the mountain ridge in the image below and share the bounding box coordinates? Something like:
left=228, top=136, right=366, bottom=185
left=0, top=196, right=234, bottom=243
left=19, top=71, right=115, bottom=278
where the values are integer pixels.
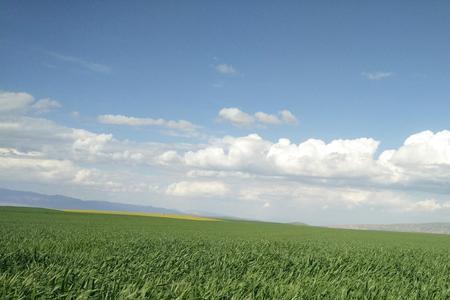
left=0, top=187, right=182, bottom=214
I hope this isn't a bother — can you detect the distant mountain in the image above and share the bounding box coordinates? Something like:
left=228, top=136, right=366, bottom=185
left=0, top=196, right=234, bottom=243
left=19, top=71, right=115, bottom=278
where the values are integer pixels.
left=185, top=209, right=248, bottom=220
left=0, top=188, right=182, bottom=214
left=330, top=223, right=450, bottom=235
left=289, top=222, right=308, bottom=226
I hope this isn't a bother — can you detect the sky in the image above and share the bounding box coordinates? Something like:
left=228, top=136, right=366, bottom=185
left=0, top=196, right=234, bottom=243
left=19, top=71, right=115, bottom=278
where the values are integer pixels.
left=1, top=1, right=450, bottom=225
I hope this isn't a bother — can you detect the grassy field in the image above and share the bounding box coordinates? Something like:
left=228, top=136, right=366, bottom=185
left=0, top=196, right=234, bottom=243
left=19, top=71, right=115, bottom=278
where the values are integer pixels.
left=1, top=207, right=450, bottom=299
left=64, top=210, right=218, bottom=222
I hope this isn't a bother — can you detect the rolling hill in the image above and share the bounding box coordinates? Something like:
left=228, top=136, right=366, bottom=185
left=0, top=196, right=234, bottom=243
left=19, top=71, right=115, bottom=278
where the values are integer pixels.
left=0, top=187, right=181, bottom=214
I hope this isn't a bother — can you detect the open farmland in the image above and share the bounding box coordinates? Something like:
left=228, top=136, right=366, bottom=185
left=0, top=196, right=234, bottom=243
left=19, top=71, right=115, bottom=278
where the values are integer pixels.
left=63, top=209, right=218, bottom=222
left=1, top=206, right=450, bottom=299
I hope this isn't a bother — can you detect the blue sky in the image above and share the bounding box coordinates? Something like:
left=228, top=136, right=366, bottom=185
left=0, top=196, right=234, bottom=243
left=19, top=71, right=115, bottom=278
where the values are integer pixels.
left=1, top=1, right=450, bottom=224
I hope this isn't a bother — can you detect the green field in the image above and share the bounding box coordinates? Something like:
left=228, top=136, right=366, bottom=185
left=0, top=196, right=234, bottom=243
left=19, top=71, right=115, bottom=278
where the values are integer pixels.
left=1, top=207, right=450, bottom=299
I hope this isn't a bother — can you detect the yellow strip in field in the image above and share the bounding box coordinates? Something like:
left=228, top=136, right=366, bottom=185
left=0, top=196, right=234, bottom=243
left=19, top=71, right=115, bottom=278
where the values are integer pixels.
left=63, top=209, right=219, bottom=221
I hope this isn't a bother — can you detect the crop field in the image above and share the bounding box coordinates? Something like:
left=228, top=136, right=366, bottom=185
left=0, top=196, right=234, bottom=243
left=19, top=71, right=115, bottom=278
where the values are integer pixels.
left=64, top=210, right=218, bottom=222
left=1, top=207, right=450, bottom=299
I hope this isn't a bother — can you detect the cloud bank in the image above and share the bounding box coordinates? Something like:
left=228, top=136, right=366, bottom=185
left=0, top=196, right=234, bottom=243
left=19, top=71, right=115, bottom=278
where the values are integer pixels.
left=181, top=131, right=450, bottom=190
left=98, top=114, right=198, bottom=132
left=2, top=90, right=450, bottom=224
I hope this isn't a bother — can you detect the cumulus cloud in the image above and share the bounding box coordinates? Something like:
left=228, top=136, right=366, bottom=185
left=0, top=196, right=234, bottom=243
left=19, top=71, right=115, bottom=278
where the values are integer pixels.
left=0, top=114, right=190, bottom=167
left=218, top=108, right=298, bottom=127
left=186, top=169, right=253, bottom=179
left=0, top=148, right=87, bottom=184
left=215, top=64, right=237, bottom=75
left=383, top=130, right=450, bottom=166
left=98, top=114, right=198, bottom=132
left=0, top=91, right=61, bottom=115
left=279, top=110, right=298, bottom=124
left=218, top=108, right=255, bottom=126
left=362, top=72, right=393, bottom=80
left=0, top=91, right=34, bottom=114
left=180, top=130, right=450, bottom=195
left=254, top=112, right=281, bottom=124
left=267, top=137, right=381, bottom=177
left=184, top=134, right=379, bottom=178
left=0, top=152, right=154, bottom=193
left=185, top=134, right=271, bottom=171
left=5, top=90, right=450, bottom=222
left=32, top=98, right=61, bottom=114
left=157, top=150, right=182, bottom=165
left=166, top=181, right=230, bottom=197
left=0, top=124, right=167, bottom=193
left=71, top=129, right=114, bottom=161
left=377, top=130, right=450, bottom=187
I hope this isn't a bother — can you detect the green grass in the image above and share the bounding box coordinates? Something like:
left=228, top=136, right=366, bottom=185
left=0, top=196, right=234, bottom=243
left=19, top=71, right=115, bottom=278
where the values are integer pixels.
left=1, top=206, right=450, bottom=299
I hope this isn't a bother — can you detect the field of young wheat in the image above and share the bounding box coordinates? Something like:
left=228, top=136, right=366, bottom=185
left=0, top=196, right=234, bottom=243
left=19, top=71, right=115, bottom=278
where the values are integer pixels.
left=1, top=206, right=449, bottom=299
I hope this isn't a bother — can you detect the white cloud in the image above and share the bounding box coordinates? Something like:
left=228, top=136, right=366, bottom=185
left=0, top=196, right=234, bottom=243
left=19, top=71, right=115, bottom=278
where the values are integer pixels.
left=0, top=152, right=155, bottom=193
left=218, top=108, right=255, bottom=126
left=406, top=199, right=450, bottom=212
left=384, top=130, right=450, bottom=166
left=279, top=110, right=298, bottom=124
left=5, top=90, right=450, bottom=223
left=215, top=64, right=237, bottom=75
left=362, top=72, right=393, bottom=80
left=0, top=147, right=42, bottom=158
left=71, top=129, right=114, bottom=161
left=184, top=134, right=379, bottom=178
left=0, top=91, right=34, bottom=114
left=185, top=134, right=271, bottom=171
left=48, top=51, right=111, bottom=74
left=0, top=91, right=61, bottom=115
left=267, top=137, right=380, bottom=177
left=186, top=169, right=252, bottom=179
left=0, top=154, right=83, bottom=183
left=98, top=114, right=198, bottom=132
left=32, top=98, right=61, bottom=113
left=166, top=181, right=230, bottom=197
left=0, top=104, right=197, bottom=196
left=218, top=108, right=298, bottom=127
left=236, top=181, right=409, bottom=212
left=377, top=130, right=450, bottom=186
left=0, top=114, right=180, bottom=166
left=157, top=150, right=182, bottom=165
left=180, top=130, right=450, bottom=195
left=254, top=112, right=281, bottom=124
left=71, top=168, right=157, bottom=193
